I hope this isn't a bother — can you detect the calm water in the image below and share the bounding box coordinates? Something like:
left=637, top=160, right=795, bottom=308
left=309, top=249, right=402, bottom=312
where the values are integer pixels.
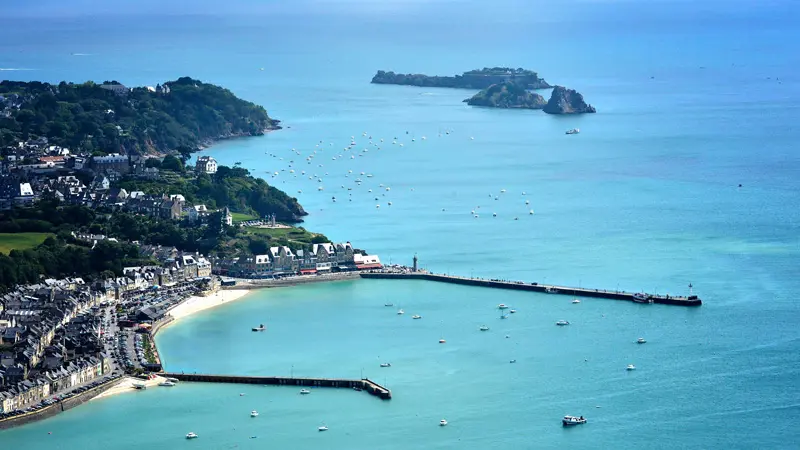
left=2, top=1, right=799, bottom=448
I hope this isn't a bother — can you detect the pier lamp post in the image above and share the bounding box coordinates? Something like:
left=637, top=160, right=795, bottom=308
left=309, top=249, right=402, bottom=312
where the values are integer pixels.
left=291, top=365, right=294, bottom=378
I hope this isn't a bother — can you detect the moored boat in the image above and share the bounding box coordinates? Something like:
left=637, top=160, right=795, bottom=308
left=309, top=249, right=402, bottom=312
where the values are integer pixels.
left=252, top=324, right=266, bottom=332
left=626, top=364, right=636, bottom=371
left=556, top=320, right=570, bottom=326
left=439, top=419, right=448, bottom=426
left=158, top=381, right=175, bottom=387
left=637, top=337, right=647, bottom=344
left=186, top=432, right=198, bottom=439
left=562, top=415, right=586, bottom=426
left=412, top=315, right=422, bottom=319
left=565, top=128, right=580, bottom=135
left=632, top=293, right=653, bottom=304
left=479, top=325, right=490, bottom=331
left=300, top=389, right=311, bottom=395
left=251, top=410, right=259, bottom=417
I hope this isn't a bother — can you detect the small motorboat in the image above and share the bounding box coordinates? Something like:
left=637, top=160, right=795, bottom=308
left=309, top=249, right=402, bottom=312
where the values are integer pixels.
left=166, top=377, right=179, bottom=383
left=637, top=338, right=647, bottom=344
left=397, top=309, right=405, bottom=315
left=186, top=432, right=199, bottom=439
left=556, top=320, right=570, bottom=326
left=133, top=383, right=146, bottom=390
left=439, top=419, right=448, bottom=426
left=318, top=425, right=329, bottom=432
left=498, top=304, right=509, bottom=310
left=565, top=128, right=580, bottom=135
left=479, top=325, right=490, bottom=331
left=439, top=339, right=446, bottom=344
left=384, top=303, right=394, bottom=307
left=158, top=381, right=175, bottom=387
left=545, top=287, right=558, bottom=294
left=412, top=315, right=422, bottom=319
left=300, top=389, right=311, bottom=395
left=509, top=309, right=517, bottom=314
left=251, top=410, right=259, bottom=417
left=562, top=415, right=587, bottom=426
left=252, top=324, right=266, bottom=332
left=353, top=386, right=363, bottom=392
left=380, top=363, right=391, bottom=368
left=633, top=293, right=653, bottom=304
left=572, top=299, right=581, bottom=304
left=626, top=364, right=636, bottom=371
left=239, top=393, right=245, bottom=396
left=509, top=359, right=517, bottom=363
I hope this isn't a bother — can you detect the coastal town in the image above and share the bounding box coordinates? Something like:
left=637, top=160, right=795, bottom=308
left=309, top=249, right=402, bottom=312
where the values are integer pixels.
left=0, top=79, right=385, bottom=427
left=0, top=244, right=384, bottom=425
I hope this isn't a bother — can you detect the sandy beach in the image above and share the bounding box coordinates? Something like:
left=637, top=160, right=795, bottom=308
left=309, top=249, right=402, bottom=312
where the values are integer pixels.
left=165, top=289, right=252, bottom=323
left=91, top=375, right=169, bottom=401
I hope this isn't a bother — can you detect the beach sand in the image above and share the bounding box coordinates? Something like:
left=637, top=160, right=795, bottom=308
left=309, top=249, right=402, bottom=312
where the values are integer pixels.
left=166, top=289, right=252, bottom=323
left=91, top=375, right=168, bottom=401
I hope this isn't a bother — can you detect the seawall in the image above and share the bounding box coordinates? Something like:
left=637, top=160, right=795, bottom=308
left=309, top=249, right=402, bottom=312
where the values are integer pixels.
left=162, top=373, right=391, bottom=400
left=0, top=377, right=124, bottom=430
left=222, top=271, right=362, bottom=290
left=360, top=272, right=702, bottom=306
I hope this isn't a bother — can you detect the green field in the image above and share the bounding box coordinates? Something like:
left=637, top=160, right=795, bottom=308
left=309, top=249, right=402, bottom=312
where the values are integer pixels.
left=245, top=226, right=324, bottom=245
left=0, top=232, right=54, bottom=254
left=230, top=212, right=258, bottom=223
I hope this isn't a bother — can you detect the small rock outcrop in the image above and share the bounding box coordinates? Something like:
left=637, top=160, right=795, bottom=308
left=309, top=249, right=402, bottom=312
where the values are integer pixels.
left=543, top=86, right=596, bottom=114
left=463, top=82, right=547, bottom=109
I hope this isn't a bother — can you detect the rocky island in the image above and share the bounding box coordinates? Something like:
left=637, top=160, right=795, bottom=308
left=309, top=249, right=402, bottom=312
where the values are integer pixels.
left=542, top=86, right=596, bottom=114
left=371, top=67, right=551, bottom=90
left=463, top=82, right=547, bottom=109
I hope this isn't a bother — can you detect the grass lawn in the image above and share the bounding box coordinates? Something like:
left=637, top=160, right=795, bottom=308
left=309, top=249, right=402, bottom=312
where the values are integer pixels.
left=231, top=212, right=258, bottom=223
left=245, top=226, right=323, bottom=244
left=0, top=232, right=54, bottom=254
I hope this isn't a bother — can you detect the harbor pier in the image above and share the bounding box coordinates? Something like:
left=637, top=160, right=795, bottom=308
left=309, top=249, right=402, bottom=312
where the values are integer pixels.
left=161, top=373, right=392, bottom=400
left=360, top=272, right=702, bottom=306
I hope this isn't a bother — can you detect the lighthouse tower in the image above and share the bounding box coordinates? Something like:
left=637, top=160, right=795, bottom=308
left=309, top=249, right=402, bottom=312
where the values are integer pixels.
left=412, top=254, right=418, bottom=272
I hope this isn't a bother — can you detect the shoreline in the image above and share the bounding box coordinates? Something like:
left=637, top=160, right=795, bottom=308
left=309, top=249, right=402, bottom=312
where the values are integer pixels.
left=161, top=289, right=253, bottom=329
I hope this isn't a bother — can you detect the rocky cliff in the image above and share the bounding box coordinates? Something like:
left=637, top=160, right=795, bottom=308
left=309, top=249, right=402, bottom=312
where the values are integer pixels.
left=463, top=82, right=547, bottom=109
left=372, top=67, right=551, bottom=90
left=542, top=86, right=596, bottom=114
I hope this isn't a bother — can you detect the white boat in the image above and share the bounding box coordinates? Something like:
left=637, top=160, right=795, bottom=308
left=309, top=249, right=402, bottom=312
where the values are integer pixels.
left=556, top=320, right=570, bottom=326
left=380, top=363, right=391, bottom=368
left=626, top=364, right=636, bottom=371
left=509, top=359, right=517, bottom=363
left=565, top=128, right=580, bottom=135
left=572, top=299, right=581, bottom=304
left=166, top=377, right=179, bottom=383
left=509, top=309, right=517, bottom=314
left=251, top=324, right=266, bottom=332
left=545, top=287, right=558, bottom=293
left=412, top=315, right=422, bottom=319
left=318, top=424, right=329, bottom=432
left=158, top=381, right=175, bottom=387
left=632, top=293, right=653, bottom=304
left=562, top=415, right=586, bottom=426
left=251, top=410, right=259, bottom=417
left=498, top=304, right=509, bottom=310
left=300, top=389, right=311, bottom=395
left=397, top=309, right=405, bottom=315
left=439, top=419, right=448, bottom=426
left=479, top=325, right=490, bottom=331
left=500, top=314, right=508, bottom=320
left=133, top=383, right=147, bottom=390
left=384, top=303, right=394, bottom=307
left=637, top=338, right=647, bottom=344
left=186, top=432, right=198, bottom=439
left=439, top=339, right=446, bottom=344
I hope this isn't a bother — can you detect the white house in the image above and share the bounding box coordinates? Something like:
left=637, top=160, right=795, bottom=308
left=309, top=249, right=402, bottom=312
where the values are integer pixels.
left=195, top=156, right=218, bottom=175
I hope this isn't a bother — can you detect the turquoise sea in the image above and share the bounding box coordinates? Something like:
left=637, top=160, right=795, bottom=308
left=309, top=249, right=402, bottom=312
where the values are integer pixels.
left=2, top=1, right=800, bottom=448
